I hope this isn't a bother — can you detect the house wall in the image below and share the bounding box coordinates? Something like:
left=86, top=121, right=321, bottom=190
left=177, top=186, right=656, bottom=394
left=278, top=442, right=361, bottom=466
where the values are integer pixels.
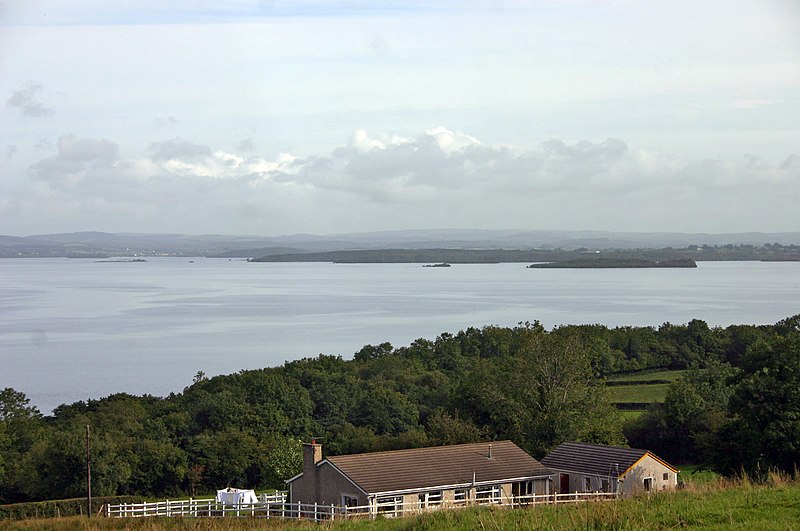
left=293, top=473, right=553, bottom=509
left=289, top=462, right=367, bottom=506
left=619, top=455, right=678, bottom=496
left=550, top=469, right=619, bottom=493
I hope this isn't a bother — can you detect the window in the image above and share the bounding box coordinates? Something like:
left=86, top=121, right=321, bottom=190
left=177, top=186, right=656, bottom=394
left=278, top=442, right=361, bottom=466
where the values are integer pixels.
left=600, top=479, right=610, bottom=492
left=453, top=489, right=468, bottom=505
left=376, top=496, right=403, bottom=517
left=418, top=490, right=442, bottom=508
left=663, top=472, right=670, bottom=481
left=475, top=485, right=501, bottom=504
left=643, top=477, right=653, bottom=492
left=584, top=476, right=592, bottom=492
left=341, top=494, right=359, bottom=508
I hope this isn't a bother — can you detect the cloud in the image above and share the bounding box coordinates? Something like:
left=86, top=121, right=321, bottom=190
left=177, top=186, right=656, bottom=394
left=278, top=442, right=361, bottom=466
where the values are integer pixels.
left=21, top=128, right=800, bottom=234
left=261, top=128, right=650, bottom=201
left=30, top=134, right=119, bottom=186
left=148, top=138, right=211, bottom=162
left=6, top=82, right=54, bottom=117
left=6, top=145, right=17, bottom=158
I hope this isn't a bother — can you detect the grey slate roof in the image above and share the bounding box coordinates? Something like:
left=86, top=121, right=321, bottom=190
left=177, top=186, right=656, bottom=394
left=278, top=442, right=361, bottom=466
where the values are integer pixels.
left=541, top=441, right=676, bottom=478
left=325, top=440, right=551, bottom=495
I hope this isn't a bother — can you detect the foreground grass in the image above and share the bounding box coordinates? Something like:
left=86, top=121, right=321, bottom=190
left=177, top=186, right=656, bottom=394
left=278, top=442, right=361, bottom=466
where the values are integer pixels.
left=5, top=480, right=799, bottom=531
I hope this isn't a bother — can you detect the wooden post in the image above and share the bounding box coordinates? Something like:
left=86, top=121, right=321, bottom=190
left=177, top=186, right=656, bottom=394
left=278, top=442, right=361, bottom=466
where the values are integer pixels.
left=86, top=424, right=92, bottom=518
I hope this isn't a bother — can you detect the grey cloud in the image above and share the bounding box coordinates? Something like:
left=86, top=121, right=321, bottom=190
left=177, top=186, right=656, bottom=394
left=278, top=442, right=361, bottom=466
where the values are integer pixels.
left=6, top=144, right=17, bottom=158
left=269, top=132, right=640, bottom=201
left=17, top=129, right=799, bottom=235
left=6, top=82, right=54, bottom=117
left=30, top=134, right=119, bottom=183
left=148, top=138, right=211, bottom=162
left=265, top=130, right=800, bottom=212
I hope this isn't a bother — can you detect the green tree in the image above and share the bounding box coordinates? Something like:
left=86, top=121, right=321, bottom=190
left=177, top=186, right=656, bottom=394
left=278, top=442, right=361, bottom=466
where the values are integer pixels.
left=715, top=334, right=800, bottom=475
left=460, top=327, right=623, bottom=456
left=626, top=363, right=736, bottom=462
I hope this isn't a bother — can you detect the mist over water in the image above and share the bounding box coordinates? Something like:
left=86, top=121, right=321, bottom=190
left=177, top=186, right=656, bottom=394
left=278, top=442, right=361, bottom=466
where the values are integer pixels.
left=1, top=258, right=798, bottom=412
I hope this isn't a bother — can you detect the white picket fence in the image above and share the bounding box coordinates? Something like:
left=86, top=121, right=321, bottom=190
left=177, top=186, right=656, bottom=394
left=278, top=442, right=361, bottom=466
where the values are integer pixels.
left=104, top=490, right=616, bottom=521
left=104, top=491, right=287, bottom=518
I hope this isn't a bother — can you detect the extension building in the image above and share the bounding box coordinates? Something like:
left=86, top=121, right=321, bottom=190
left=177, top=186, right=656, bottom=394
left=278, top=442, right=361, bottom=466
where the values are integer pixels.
left=541, top=441, right=678, bottom=496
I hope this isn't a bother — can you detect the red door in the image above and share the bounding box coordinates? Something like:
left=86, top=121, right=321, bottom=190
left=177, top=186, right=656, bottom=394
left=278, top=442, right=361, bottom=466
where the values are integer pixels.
left=559, top=473, right=570, bottom=493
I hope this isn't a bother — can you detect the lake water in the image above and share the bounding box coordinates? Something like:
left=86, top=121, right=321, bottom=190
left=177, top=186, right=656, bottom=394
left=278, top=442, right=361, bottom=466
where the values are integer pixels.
left=1, top=258, right=798, bottom=412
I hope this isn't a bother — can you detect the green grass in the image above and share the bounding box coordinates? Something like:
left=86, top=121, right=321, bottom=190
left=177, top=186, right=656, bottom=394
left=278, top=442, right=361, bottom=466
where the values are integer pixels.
left=607, top=370, right=689, bottom=382
left=7, top=481, right=799, bottom=530
left=679, top=464, right=724, bottom=487
left=607, top=369, right=687, bottom=409
left=620, top=410, right=645, bottom=421
left=608, top=383, right=670, bottom=403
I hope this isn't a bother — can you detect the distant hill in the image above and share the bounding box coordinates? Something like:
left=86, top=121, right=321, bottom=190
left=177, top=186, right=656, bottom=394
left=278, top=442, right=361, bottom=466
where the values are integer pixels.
left=2, top=229, right=800, bottom=258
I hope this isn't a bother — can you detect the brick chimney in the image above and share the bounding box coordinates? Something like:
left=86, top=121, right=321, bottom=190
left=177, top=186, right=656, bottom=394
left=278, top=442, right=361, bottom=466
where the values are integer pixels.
left=302, top=440, right=323, bottom=501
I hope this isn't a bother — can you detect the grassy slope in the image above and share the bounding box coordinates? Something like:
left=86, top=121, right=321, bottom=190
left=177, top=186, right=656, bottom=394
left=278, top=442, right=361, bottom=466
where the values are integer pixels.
left=607, top=369, right=692, bottom=408
left=608, top=383, right=670, bottom=403
left=7, top=482, right=799, bottom=531
left=607, top=370, right=689, bottom=382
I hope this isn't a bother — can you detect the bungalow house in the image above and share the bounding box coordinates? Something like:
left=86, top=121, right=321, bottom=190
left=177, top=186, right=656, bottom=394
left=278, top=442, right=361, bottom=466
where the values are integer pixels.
left=541, top=441, right=678, bottom=496
left=287, top=440, right=553, bottom=514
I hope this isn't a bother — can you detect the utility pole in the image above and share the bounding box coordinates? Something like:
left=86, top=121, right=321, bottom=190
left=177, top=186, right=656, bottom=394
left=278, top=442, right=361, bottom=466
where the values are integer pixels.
left=86, top=424, right=92, bottom=518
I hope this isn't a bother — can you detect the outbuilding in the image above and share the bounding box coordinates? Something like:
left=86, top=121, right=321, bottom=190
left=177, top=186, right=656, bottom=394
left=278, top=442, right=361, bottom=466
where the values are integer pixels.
left=541, top=441, right=678, bottom=496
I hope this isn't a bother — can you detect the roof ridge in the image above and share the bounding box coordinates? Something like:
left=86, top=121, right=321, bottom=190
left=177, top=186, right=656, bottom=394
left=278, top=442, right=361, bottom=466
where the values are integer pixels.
left=329, top=440, right=511, bottom=460
left=559, top=441, right=648, bottom=454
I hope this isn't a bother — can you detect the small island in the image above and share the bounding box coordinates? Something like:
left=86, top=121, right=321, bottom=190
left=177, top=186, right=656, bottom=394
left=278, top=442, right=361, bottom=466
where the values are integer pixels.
left=528, top=258, right=697, bottom=269
left=423, top=263, right=451, bottom=268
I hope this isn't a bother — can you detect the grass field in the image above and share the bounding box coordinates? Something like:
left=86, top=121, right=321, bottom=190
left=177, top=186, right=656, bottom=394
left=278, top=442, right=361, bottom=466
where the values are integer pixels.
left=607, top=369, right=691, bottom=410
left=6, top=478, right=798, bottom=531
left=608, top=383, right=670, bottom=403
left=607, top=370, right=689, bottom=382
left=619, top=410, right=645, bottom=421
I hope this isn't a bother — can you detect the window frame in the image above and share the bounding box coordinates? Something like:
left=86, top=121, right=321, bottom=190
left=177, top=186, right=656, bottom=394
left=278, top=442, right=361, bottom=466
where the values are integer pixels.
left=475, top=484, right=502, bottom=504
left=376, top=495, right=404, bottom=517
left=418, top=490, right=443, bottom=508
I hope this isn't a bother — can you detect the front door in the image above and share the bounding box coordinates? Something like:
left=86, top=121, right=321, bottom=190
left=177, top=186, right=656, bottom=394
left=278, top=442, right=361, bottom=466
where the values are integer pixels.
left=559, top=473, right=570, bottom=493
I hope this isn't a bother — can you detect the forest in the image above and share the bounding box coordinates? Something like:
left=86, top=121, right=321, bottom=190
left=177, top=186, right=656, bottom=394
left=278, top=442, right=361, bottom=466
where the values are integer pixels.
left=1, top=315, right=798, bottom=503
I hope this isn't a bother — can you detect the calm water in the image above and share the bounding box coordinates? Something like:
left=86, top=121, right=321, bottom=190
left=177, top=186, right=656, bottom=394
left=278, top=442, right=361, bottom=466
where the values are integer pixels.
left=1, top=258, right=798, bottom=412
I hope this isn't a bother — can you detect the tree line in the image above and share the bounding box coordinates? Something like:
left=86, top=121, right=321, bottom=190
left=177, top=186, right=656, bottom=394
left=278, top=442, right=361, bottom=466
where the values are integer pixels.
left=1, top=315, right=798, bottom=503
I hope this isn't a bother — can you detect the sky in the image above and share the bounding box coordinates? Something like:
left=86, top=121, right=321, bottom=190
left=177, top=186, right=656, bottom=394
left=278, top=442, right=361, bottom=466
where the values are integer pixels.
left=1, top=0, right=799, bottom=236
